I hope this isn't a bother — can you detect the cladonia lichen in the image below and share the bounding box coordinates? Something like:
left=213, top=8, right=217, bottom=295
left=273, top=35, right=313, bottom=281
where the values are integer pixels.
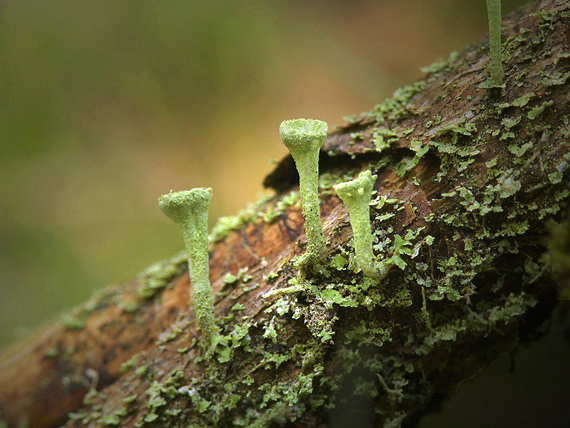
left=279, top=119, right=329, bottom=273
left=158, top=189, right=220, bottom=347
left=333, top=170, right=387, bottom=280
left=486, top=0, right=504, bottom=86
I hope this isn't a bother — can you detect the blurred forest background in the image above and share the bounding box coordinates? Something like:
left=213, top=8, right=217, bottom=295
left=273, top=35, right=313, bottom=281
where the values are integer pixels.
left=3, top=1, right=570, bottom=427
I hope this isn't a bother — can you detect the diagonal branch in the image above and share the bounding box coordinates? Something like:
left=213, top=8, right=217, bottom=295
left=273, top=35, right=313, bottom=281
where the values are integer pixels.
left=1, top=1, right=569, bottom=427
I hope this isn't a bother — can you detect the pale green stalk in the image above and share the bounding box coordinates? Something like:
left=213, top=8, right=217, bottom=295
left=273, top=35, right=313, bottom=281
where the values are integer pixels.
left=158, top=188, right=219, bottom=346
left=279, top=118, right=329, bottom=271
left=486, top=0, right=503, bottom=85
left=334, top=170, right=383, bottom=279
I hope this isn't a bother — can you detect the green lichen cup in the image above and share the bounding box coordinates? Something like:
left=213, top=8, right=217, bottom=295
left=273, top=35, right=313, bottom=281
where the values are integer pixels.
left=279, top=119, right=329, bottom=273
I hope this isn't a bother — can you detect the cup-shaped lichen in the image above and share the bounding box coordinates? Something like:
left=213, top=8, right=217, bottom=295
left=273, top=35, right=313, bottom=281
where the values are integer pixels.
left=333, top=170, right=380, bottom=279
left=486, top=0, right=503, bottom=86
left=279, top=118, right=329, bottom=271
left=158, top=188, right=219, bottom=345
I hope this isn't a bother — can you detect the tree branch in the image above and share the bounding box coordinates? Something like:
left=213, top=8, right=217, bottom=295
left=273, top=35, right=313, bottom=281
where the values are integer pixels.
left=1, top=1, right=569, bottom=427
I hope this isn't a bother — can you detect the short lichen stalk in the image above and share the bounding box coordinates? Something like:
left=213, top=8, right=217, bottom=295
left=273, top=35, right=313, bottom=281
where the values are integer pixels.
left=279, top=118, right=329, bottom=272
left=486, top=0, right=504, bottom=86
left=158, top=188, right=220, bottom=346
left=333, top=170, right=387, bottom=280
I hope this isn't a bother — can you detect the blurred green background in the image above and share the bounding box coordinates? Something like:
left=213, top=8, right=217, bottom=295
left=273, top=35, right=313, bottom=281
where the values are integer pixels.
left=0, top=0, right=528, bottom=345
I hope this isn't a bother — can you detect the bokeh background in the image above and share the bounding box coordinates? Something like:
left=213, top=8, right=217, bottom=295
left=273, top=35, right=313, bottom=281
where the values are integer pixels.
left=5, top=1, right=567, bottom=427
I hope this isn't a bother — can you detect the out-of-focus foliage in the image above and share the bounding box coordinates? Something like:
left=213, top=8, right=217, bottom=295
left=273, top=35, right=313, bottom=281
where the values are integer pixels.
left=0, top=0, right=527, bottom=346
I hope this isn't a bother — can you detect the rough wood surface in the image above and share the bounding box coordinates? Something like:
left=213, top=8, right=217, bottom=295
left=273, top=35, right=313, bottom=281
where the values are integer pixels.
left=1, top=1, right=569, bottom=427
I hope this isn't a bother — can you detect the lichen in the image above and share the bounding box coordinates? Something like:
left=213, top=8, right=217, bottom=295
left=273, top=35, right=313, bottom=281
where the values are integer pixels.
left=360, top=81, right=427, bottom=125
left=485, top=0, right=504, bottom=86
left=333, top=170, right=382, bottom=279
left=279, top=119, right=329, bottom=273
left=69, top=5, right=570, bottom=426
left=158, top=189, right=220, bottom=347
left=137, top=252, right=186, bottom=300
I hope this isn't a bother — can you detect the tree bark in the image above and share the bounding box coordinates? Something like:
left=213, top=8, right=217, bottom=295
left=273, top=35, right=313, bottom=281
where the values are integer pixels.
left=1, top=0, right=569, bottom=427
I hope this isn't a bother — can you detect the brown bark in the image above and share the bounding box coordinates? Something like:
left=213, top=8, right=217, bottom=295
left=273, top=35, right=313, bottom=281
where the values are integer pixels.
left=1, top=0, right=569, bottom=427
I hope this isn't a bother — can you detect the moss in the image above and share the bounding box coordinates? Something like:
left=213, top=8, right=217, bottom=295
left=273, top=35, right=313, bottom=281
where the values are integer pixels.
left=360, top=81, right=427, bottom=125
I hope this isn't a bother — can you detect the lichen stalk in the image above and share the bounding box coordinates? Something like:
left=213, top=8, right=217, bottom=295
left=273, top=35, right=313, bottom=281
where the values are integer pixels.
left=158, top=188, right=219, bottom=346
left=279, top=119, right=329, bottom=271
left=333, top=170, right=381, bottom=279
left=486, top=0, right=503, bottom=85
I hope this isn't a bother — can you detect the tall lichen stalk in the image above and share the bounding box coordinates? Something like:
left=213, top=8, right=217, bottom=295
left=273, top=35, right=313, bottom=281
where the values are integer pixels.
left=279, top=119, right=329, bottom=273
left=158, top=189, right=219, bottom=346
left=486, top=0, right=504, bottom=85
left=334, top=170, right=384, bottom=279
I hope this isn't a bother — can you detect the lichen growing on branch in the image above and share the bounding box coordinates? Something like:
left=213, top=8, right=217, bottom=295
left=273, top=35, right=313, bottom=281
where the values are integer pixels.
left=158, top=188, right=220, bottom=347
left=333, top=170, right=388, bottom=280
left=279, top=118, right=329, bottom=273
left=486, top=0, right=504, bottom=86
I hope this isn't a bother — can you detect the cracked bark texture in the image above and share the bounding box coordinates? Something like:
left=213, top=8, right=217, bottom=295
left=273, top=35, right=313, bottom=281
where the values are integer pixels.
left=1, top=0, right=569, bottom=427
